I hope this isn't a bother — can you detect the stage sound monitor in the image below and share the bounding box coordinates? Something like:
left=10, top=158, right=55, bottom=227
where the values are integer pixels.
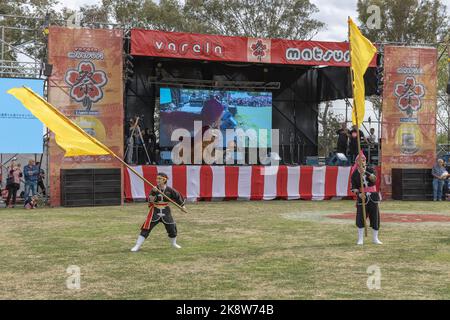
left=159, top=88, right=272, bottom=148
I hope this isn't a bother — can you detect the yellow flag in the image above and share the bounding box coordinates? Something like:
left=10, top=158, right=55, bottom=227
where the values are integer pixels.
left=348, top=17, right=377, bottom=126
left=8, top=87, right=111, bottom=157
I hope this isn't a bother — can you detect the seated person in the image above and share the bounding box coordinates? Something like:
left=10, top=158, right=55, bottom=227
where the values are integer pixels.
left=24, top=195, right=38, bottom=209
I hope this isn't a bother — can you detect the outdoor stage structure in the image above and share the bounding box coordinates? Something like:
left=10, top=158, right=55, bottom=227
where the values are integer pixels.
left=35, top=26, right=437, bottom=205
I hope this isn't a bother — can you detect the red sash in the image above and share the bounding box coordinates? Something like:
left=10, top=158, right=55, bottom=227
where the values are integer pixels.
left=141, top=205, right=155, bottom=230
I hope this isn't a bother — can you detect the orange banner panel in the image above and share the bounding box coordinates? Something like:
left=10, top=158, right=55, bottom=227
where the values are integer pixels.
left=48, top=27, right=124, bottom=206
left=381, top=46, right=437, bottom=197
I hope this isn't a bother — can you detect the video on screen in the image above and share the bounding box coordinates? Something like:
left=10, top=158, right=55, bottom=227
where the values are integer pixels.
left=159, top=88, right=272, bottom=148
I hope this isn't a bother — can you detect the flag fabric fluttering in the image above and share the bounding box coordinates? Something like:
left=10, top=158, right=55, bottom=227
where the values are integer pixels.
left=348, top=17, right=377, bottom=126
left=8, top=87, right=110, bottom=157
left=8, top=86, right=188, bottom=213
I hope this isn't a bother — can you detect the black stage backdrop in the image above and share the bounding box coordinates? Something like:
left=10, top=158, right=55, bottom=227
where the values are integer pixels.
left=125, top=57, right=377, bottom=163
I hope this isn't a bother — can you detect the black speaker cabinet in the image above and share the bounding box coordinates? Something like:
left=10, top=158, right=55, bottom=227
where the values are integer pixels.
left=61, top=168, right=121, bottom=207
left=391, top=168, right=433, bottom=200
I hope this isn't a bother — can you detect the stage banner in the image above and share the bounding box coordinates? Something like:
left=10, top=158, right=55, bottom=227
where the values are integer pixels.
left=48, top=27, right=123, bottom=206
left=131, top=29, right=376, bottom=67
left=381, top=46, right=437, bottom=197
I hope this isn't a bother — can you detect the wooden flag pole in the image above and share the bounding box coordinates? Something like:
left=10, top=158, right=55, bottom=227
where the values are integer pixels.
left=348, top=17, right=368, bottom=237
left=25, top=86, right=187, bottom=213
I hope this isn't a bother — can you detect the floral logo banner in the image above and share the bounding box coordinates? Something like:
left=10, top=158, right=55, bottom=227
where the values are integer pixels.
left=48, top=27, right=123, bottom=206
left=65, top=61, right=108, bottom=111
left=394, top=76, right=425, bottom=118
left=380, top=46, right=437, bottom=198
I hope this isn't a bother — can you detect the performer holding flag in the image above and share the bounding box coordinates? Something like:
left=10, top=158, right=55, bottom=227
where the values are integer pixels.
left=348, top=17, right=378, bottom=244
left=131, top=172, right=186, bottom=252
left=351, top=152, right=382, bottom=245
left=7, top=87, right=188, bottom=253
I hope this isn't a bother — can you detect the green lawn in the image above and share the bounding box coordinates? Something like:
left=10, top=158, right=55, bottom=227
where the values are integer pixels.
left=1, top=200, right=450, bottom=299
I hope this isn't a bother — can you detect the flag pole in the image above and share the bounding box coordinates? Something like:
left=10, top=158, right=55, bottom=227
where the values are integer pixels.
left=348, top=17, right=368, bottom=237
left=24, top=86, right=188, bottom=213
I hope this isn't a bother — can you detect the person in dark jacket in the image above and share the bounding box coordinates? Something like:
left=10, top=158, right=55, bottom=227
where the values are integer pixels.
left=23, top=160, right=39, bottom=201
left=351, top=152, right=382, bottom=245
left=35, top=162, right=46, bottom=196
left=5, top=163, right=22, bottom=208
left=131, top=172, right=186, bottom=252
left=336, top=123, right=349, bottom=155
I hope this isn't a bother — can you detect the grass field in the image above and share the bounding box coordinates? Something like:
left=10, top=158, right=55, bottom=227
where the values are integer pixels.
left=1, top=200, right=450, bottom=300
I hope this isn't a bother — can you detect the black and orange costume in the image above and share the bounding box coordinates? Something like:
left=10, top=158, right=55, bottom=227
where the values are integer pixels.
left=131, top=172, right=185, bottom=252
left=140, top=186, right=185, bottom=239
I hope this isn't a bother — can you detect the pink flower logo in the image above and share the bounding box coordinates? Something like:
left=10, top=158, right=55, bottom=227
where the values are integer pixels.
left=65, top=61, right=107, bottom=110
left=394, top=76, right=425, bottom=117
left=251, top=40, right=267, bottom=61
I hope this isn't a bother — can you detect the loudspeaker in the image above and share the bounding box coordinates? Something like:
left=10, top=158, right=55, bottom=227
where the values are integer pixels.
left=392, top=168, right=433, bottom=200
left=61, top=168, right=121, bottom=207
left=43, top=63, right=53, bottom=77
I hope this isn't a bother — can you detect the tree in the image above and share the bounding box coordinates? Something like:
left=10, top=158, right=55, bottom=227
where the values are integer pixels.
left=184, top=0, right=324, bottom=39
left=91, top=0, right=325, bottom=38
left=318, top=101, right=344, bottom=156
left=0, top=1, right=59, bottom=76
left=436, top=42, right=450, bottom=144
left=357, top=0, right=448, bottom=43
left=103, top=0, right=201, bottom=32
left=357, top=0, right=450, bottom=145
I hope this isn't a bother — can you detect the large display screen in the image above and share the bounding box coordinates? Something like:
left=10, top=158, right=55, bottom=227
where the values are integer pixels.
left=159, top=88, right=272, bottom=148
left=0, top=78, right=44, bottom=153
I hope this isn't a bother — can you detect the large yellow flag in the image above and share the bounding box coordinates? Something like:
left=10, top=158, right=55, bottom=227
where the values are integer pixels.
left=8, top=87, right=111, bottom=157
left=348, top=17, right=377, bottom=126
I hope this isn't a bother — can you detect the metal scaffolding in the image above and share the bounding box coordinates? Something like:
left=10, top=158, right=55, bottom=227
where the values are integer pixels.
left=0, top=15, right=46, bottom=79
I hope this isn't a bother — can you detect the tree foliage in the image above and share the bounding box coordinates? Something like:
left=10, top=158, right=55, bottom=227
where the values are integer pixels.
left=357, top=0, right=449, bottom=43
left=357, top=0, right=450, bottom=142
left=184, top=0, right=324, bottom=39
left=318, top=101, right=344, bottom=156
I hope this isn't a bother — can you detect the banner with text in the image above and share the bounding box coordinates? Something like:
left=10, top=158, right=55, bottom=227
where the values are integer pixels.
left=381, top=46, right=437, bottom=197
left=131, top=29, right=376, bottom=67
left=48, top=27, right=123, bottom=206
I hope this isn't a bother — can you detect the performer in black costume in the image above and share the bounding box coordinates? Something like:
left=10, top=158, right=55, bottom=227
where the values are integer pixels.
left=351, top=152, right=382, bottom=245
left=131, top=172, right=186, bottom=252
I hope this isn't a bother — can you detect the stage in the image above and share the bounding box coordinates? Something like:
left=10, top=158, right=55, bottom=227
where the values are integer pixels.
left=124, top=165, right=381, bottom=202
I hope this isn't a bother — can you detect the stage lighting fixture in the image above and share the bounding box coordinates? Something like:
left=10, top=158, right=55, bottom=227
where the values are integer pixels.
left=42, top=63, right=53, bottom=77
left=336, top=153, right=348, bottom=161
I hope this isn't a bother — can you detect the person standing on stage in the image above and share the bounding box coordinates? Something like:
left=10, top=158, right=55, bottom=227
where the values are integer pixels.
left=349, top=125, right=366, bottom=163
left=131, top=172, right=186, bottom=252
left=351, top=152, right=382, bottom=245
left=336, top=122, right=349, bottom=155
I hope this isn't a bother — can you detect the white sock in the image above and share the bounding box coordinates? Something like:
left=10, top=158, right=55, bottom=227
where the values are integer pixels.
left=131, top=235, right=146, bottom=252
left=372, top=229, right=382, bottom=244
left=357, top=228, right=364, bottom=245
left=170, top=237, right=181, bottom=249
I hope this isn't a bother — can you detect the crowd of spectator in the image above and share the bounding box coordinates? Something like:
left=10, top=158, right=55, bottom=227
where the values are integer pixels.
left=1, top=159, right=45, bottom=209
